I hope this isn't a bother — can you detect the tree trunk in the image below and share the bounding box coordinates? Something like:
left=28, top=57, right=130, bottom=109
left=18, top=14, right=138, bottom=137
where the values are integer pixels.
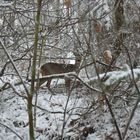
left=112, top=0, right=125, bottom=65
left=27, top=0, right=42, bottom=140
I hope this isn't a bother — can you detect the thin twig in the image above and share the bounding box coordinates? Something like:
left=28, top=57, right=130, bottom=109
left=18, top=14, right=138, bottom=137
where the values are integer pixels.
left=122, top=44, right=140, bottom=139
left=0, top=39, right=29, bottom=95
left=0, top=122, right=23, bottom=140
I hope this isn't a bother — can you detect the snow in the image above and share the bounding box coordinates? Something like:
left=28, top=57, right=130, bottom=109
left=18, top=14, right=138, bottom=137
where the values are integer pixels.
left=0, top=19, right=3, bottom=26
left=0, top=0, right=139, bottom=139
left=104, top=67, right=140, bottom=86
left=87, top=133, right=102, bottom=140
left=0, top=66, right=140, bottom=139
left=0, top=2, right=13, bottom=7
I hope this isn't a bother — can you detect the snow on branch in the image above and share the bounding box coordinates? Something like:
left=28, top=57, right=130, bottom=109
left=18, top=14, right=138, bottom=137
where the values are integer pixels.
left=90, top=65, right=140, bottom=86
left=28, top=72, right=77, bottom=82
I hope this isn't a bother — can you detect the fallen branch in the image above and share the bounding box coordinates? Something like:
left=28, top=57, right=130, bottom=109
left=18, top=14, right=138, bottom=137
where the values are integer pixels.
left=28, top=72, right=102, bottom=93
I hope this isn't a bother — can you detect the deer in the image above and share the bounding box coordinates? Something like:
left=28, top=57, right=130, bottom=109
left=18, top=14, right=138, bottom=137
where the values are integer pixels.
left=38, top=53, right=82, bottom=92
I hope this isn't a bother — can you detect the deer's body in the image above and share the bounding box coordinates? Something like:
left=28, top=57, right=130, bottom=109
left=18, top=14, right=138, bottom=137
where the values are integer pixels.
left=40, top=63, right=79, bottom=76
left=39, top=55, right=81, bottom=91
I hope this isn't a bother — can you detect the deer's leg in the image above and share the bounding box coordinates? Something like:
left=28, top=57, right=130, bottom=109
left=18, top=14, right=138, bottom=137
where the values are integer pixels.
left=37, top=79, right=47, bottom=89
left=45, top=78, right=55, bottom=100
left=73, top=80, right=81, bottom=89
left=65, top=78, right=71, bottom=91
left=46, top=78, right=55, bottom=95
left=46, top=78, right=51, bottom=90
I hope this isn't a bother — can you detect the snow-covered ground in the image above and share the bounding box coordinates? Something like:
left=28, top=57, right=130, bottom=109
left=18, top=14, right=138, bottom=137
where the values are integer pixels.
left=0, top=67, right=140, bottom=140
left=0, top=84, right=140, bottom=140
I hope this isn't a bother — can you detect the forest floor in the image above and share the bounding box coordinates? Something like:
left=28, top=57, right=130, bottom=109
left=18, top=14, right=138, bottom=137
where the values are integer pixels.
left=0, top=83, right=140, bottom=140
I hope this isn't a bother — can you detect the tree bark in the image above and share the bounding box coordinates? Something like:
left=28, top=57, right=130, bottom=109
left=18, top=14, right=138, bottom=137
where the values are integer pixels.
left=27, top=0, right=42, bottom=140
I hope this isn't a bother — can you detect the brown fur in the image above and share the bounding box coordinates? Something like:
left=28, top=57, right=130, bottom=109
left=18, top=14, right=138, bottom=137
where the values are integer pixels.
left=39, top=56, right=81, bottom=90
